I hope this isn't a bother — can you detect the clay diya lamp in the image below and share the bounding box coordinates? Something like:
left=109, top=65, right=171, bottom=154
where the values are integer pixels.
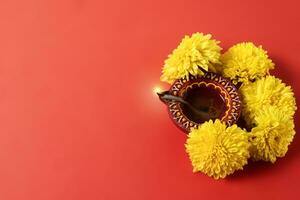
left=158, top=71, right=242, bottom=133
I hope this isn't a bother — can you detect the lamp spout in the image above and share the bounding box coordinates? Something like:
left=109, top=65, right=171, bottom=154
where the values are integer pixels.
left=157, top=91, right=171, bottom=104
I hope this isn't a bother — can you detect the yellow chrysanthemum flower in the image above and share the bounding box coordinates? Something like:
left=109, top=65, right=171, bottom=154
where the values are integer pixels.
left=161, top=32, right=222, bottom=83
left=221, top=42, right=275, bottom=83
left=185, top=120, right=250, bottom=179
left=240, top=76, right=297, bottom=124
left=249, top=106, right=295, bottom=163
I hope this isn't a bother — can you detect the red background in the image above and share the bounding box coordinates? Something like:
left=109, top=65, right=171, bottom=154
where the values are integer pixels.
left=0, top=0, right=300, bottom=199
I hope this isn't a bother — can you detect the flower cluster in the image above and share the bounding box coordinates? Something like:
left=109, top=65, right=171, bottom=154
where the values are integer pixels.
left=240, top=76, right=296, bottom=124
left=221, top=42, right=274, bottom=84
left=186, top=120, right=249, bottom=179
left=160, top=32, right=297, bottom=179
left=160, top=32, right=222, bottom=83
left=249, top=106, right=295, bottom=163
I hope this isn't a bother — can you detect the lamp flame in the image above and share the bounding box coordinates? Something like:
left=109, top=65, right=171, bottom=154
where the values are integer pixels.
left=153, top=86, right=163, bottom=95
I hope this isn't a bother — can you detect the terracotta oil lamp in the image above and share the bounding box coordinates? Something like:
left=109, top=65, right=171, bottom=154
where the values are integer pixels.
left=158, top=71, right=242, bottom=133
